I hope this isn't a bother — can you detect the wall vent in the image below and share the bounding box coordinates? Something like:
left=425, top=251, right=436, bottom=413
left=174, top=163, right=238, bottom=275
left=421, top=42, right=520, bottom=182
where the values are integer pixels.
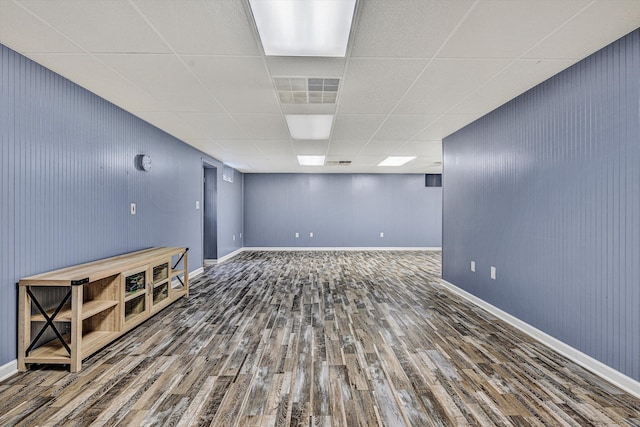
left=425, top=173, right=442, bottom=187
left=274, top=77, right=339, bottom=104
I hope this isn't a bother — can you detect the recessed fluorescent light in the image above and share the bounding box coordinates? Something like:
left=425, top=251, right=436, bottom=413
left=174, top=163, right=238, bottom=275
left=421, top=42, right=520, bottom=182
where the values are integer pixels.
left=285, top=114, right=333, bottom=140
left=378, top=156, right=417, bottom=167
left=249, top=0, right=356, bottom=57
left=297, top=155, right=325, bottom=166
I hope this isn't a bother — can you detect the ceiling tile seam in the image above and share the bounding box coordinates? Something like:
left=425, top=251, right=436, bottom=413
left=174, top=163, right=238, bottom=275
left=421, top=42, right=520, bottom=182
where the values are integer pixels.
left=321, top=0, right=365, bottom=161
left=10, top=0, right=85, bottom=54
left=352, top=0, right=481, bottom=160
left=404, top=0, right=598, bottom=146
left=10, top=0, right=176, bottom=113
left=127, top=0, right=268, bottom=167
left=238, top=0, right=290, bottom=166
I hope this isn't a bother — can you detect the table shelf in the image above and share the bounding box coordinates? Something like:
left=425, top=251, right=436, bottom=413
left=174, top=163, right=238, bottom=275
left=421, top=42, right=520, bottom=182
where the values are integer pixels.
left=18, top=247, right=189, bottom=372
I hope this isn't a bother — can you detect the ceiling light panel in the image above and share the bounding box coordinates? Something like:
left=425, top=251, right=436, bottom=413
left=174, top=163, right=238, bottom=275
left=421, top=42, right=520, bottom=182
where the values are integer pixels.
left=297, top=155, right=325, bottom=166
left=286, top=114, right=334, bottom=140
left=249, top=0, right=357, bottom=57
left=378, top=156, right=416, bottom=167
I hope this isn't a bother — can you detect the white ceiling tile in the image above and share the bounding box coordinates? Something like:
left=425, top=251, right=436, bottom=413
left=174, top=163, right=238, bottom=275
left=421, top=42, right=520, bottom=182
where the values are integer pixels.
left=27, top=53, right=164, bottom=112
left=450, top=59, right=577, bottom=115
left=177, top=113, right=247, bottom=140
left=338, top=58, right=427, bottom=114
left=17, top=0, right=171, bottom=53
left=439, top=0, right=591, bottom=58
left=132, top=112, right=195, bottom=141
left=351, top=0, right=473, bottom=58
left=215, top=140, right=259, bottom=155
left=0, top=1, right=81, bottom=53
left=97, top=54, right=223, bottom=113
left=267, top=57, right=346, bottom=77
left=254, top=140, right=295, bottom=156
left=372, top=115, right=439, bottom=141
left=331, top=115, right=386, bottom=141
left=292, top=141, right=329, bottom=155
left=185, top=56, right=280, bottom=113
left=327, top=141, right=368, bottom=156
left=183, top=139, right=226, bottom=158
left=233, top=114, right=289, bottom=140
left=359, top=141, right=406, bottom=156
left=392, top=140, right=442, bottom=157
left=395, top=59, right=510, bottom=115
left=524, top=1, right=640, bottom=60
left=414, top=115, right=479, bottom=140
left=133, top=0, right=260, bottom=55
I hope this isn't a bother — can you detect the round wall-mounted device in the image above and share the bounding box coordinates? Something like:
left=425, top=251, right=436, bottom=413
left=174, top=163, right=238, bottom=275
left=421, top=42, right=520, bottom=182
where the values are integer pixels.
left=136, top=154, right=151, bottom=172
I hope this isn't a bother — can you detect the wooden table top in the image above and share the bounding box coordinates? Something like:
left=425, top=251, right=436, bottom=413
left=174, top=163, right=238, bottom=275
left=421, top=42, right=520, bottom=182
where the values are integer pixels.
left=19, top=247, right=187, bottom=286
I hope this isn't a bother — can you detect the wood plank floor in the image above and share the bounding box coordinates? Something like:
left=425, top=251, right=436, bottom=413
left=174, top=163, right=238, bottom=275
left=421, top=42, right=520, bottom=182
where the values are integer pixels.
left=2, top=251, right=639, bottom=426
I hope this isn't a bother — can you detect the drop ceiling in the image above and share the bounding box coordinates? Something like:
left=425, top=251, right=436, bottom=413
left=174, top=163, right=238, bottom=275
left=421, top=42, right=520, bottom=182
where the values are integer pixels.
left=1, top=0, right=639, bottom=173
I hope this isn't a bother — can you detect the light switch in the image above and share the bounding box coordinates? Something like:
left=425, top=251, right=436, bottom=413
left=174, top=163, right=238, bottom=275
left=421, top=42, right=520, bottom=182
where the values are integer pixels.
left=490, top=266, right=496, bottom=280
left=295, top=232, right=299, bottom=238
left=471, top=261, right=475, bottom=272
left=196, top=200, right=200, bottom=209
left=380, top=232, right=384, bottom=238
left=309, top=232, right=313, bottom=238
left=130, top=203, right=136, bottom=215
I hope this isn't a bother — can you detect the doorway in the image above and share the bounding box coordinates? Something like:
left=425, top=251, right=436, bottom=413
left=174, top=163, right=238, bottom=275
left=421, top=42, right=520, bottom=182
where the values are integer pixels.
left=203, top=165, right=217, bottom=262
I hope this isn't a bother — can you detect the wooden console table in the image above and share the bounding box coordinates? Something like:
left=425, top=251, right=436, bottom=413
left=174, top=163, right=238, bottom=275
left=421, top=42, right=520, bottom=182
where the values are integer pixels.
left=18, top=247, right=189, bottom=372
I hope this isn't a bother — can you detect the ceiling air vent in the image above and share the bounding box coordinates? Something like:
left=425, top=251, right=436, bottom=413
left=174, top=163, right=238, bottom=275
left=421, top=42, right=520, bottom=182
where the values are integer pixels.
left=325, top=160, right=352, bottom=166
left=274, top=77, right=339, bottom=104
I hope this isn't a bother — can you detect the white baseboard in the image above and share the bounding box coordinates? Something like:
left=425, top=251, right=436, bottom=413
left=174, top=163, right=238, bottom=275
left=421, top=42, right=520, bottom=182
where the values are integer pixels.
left=170, top=267, right=202, bottom=288
left=244, top=247, right=442, bottom=252
left=190, top=267, right=204, bottom=278
left=438, top=279, right=640, bottom=399
left=0, top=359, right=17, bottom=382
left=216, top=248, right=245, bottom=264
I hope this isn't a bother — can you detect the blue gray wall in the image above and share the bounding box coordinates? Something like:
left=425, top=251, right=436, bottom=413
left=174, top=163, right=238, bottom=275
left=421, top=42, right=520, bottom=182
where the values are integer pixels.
left=0, top=44, right=243, bottom=366
left=244, top=174, right=441, bottom=248
left=443, top=30, right=640, bottom=381
left=218, top=171, right=244, bottom=256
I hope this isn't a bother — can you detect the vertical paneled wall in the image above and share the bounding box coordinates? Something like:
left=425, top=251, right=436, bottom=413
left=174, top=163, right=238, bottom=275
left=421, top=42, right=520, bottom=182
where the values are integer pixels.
left=244, top=174, right=442, bottom=248
left=0, top=44, right=243, bottom=366
left=218, top=172, right=244, bottom=257
left=442, top=30, right=640, bottom=381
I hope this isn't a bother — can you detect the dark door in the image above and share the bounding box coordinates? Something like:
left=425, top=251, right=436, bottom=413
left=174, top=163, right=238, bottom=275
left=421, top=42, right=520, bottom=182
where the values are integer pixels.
left=203, top=166, right=217, bottom=260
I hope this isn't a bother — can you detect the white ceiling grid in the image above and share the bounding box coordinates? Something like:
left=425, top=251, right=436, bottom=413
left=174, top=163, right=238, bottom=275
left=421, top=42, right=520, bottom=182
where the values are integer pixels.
left=1, top=0, right=639, bottom=173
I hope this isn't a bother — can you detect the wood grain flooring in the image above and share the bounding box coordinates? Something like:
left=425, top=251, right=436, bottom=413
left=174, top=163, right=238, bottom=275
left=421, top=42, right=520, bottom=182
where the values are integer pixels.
left=1, top=251, right=639, bottom=426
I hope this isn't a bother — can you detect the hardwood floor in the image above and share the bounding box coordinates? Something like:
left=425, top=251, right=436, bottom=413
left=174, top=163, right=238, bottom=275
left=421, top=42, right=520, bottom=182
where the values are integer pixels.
left=2, top=251, right=639, bottom=426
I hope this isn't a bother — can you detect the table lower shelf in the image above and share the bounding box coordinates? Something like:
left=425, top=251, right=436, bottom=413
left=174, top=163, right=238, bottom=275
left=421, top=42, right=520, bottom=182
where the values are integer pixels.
left=25, top=330, right=116, bottom=364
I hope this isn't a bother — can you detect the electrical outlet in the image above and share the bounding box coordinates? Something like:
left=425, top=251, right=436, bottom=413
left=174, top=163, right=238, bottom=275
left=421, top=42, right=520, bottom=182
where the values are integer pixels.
left=471, top=261, right=475, bottom=272
left=239, top=233, right=242, bottom=239
left=233, top=235, right=236, bottom=241
left=130, top=203, right=136, bottom=215
left=196, top=200, right=200, bottom=210
left=380, top=232, right=384, bottom=238
left=490, top=266, right=496, bottom=280
left=310, top=232, right=314, bottom=238
left=295, top=232, right=299, bottom=238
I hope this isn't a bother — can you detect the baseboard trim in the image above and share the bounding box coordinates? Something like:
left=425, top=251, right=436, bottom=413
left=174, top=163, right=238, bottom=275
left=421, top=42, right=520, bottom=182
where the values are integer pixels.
left=244, top=246, right=442, bottom=252
left=438, top=279, right=640, bottom=399
left=216, top=248, right=245, bottom=264
left=0, top=359, right=17, bottom=382
left=190, top=267, right=204, bottom=278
